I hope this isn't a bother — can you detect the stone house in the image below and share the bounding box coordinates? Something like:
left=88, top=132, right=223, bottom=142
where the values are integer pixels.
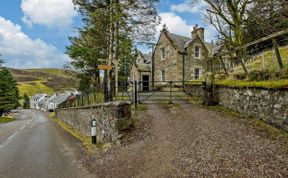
left=30, top=94, right=48, bottom=109
left=153, top=25, right=216, bottom=85
left=130, top=52, right=152, bottom=91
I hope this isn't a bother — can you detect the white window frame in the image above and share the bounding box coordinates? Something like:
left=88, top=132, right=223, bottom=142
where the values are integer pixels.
left=160, top=47, right=166, bottom=60
left=195, top=45, right=201, bottom=59
left=160, top=70, right=165, bottom=82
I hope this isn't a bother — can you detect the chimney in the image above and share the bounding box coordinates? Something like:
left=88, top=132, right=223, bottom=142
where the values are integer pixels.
left=192, top=24, right=205, bottom=41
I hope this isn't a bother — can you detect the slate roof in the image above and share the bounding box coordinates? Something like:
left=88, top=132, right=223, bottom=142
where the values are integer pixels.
left=166, top=31, right=218, bottom=54
left=136, top=64, right=151, bottom=72
left=32, top=94, right=46, bottom=100
left=38, top=97, right=48, bottom=106
left=49, top=94, right=70, bottom=104
left=167, top=32, right=191, bottom=52
left=139, top=52, right=152, bottom=64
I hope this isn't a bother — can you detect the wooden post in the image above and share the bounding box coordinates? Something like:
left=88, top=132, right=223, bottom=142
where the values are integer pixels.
left=241, top=47, right=249, bottom=74
left=134, top=81, right=137, bottom=108
left=272, top=38, right=284, bottom=69
left=203, top=58, right=216, bottom=106
left=262, top=54, right=265, bottom=70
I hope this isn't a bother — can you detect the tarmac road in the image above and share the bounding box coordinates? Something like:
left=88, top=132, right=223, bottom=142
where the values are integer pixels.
left=0, top=109, right=93, bottom=178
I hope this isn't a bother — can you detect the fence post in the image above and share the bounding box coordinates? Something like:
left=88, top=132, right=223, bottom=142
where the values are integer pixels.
left=169, top=81, right=173, bottom=104
left=81, top=95, right=84, bottom=106
left=203, top=58, right=216, bottom=106
left=122, top=80, right=124, bottom=101
left=134, top=80, right=137, bottom=108
left=272, top=38, right=284, bottom=69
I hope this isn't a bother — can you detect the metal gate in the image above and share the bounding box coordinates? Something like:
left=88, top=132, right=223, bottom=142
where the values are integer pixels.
left=116, top=80, right=194, bottom=107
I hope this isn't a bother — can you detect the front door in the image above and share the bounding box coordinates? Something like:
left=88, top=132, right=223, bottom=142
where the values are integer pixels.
left=142, top=75, right=149, bottom=91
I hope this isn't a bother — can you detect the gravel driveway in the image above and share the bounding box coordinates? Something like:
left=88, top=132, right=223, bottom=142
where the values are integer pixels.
left=79, top=101, right=288, bottom=177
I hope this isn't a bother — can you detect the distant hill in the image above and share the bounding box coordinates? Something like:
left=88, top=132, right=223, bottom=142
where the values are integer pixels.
left=9, top=68, right=79, bottom=97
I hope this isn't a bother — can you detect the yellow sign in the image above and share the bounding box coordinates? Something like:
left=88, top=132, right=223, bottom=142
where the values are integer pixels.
left=97, top=65, right=112, bottom=70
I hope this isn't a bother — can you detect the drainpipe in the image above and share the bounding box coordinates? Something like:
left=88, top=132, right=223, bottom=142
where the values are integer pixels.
left=179, top=51, right=187, bottom=90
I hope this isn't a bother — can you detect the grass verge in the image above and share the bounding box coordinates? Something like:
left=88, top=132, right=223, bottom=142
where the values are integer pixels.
left=48, top=112, right=97, bottom=152
left=216, top=79, right=288, bottom=89
left=0, top=116, right=14, bottom=124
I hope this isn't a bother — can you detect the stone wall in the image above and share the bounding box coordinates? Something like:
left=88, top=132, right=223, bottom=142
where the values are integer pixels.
left=185, top=84, right=288, bottom=131
left=185, top=84, right=204, bottom=98
left=55, top=101, right=132, bottom=144
left=217, top=87, right=288, bottom=130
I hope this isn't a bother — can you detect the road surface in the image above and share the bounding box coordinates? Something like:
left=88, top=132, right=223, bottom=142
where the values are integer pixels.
left=81, top=102, right=288, bottom=177
left=0, top=109, right=92, bottom=178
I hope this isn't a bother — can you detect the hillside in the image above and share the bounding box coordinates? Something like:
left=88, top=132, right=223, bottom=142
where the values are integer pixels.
left=9, top=68, right=79, bottom=97
left=232, top=46, right=288, bottom=75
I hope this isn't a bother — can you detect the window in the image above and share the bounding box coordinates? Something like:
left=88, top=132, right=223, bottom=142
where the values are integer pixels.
left=195, top=46, right=201, bottom=58
left=161, top=70, right=165, bottom=82
left=195, top=68, right=201, bottom=80
left=160, top=47, right=166, bottom=59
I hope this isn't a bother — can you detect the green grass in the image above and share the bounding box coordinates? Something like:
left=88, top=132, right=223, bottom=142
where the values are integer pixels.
left=18, top=81, right=54, bottom=97
left=10, top=68, right=79, bottom=97
left=233, top=46, right=288, bottom=75
left=186, top=80, right=204, bottom=85
left=49, top=113, right=96, bottom=151
left=216, top=79, right=288, bottom=89
left=187, top=78, right=288, bottom=89
left=0, top=116, right=14, bottom=124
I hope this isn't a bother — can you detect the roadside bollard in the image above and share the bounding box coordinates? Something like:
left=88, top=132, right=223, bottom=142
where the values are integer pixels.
left=91, top=117, right=97, bottom=144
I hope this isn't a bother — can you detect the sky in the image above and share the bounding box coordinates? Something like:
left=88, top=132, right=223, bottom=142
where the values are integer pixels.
left=0, top=0, right=217, bottom=69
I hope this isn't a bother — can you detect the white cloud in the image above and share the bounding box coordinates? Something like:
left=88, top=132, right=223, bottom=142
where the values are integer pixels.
left=156, top=12, right=217, bottom=42
left=171, top=0, right=207, bottom=14
left=158, top=12, right=193, bottom=38
left=0, top=16, right=70, bottom=69
left=21, top=0, right=77, bottom=28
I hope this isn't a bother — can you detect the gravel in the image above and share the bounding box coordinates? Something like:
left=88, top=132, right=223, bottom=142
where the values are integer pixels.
left=77, top=101, right=288, bottom=177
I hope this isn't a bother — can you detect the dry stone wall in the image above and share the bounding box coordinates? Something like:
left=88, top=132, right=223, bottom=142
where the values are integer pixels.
left=185, top=84, right=288, bottom=131
left=55, top=101, right=132, bottom=144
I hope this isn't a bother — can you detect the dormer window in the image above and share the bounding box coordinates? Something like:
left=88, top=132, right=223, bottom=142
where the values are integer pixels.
left=195, top=46, right=201, bottom=59
left=160, top=47, right=166, bottom=60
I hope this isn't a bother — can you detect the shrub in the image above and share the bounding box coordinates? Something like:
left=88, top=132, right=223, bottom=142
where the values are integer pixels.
left=248, top=70, right=270, bottom=81
left=233, top=73, right=246, bottom=80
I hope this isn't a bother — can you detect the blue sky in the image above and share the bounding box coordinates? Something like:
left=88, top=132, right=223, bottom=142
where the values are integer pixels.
left=0, top=0, right=216, bottom=69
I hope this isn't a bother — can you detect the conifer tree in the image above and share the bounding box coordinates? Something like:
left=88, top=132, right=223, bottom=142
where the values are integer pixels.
left=0, top=66, right=19, bottom=116
left=23, top=93, right=30, bottom=109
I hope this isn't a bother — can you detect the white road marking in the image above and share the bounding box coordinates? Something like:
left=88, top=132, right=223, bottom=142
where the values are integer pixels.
left=7, top=131, right=18, bottom=140
left=0, top=111, right=36, bottom=150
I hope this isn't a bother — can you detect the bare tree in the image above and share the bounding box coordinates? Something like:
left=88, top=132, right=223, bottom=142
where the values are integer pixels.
left=192, top=0, right=254, bottom=74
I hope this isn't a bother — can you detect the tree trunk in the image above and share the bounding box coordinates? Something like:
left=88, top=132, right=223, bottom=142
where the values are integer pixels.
left=219, top=56, right=228, bottom=75
left=114, top=0, right=120, bottom=97
left=107, top=0, right=115, bottom=101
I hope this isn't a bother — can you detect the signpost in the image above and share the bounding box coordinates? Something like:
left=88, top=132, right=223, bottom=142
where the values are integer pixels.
left=97, top=65, right=112, bottom=70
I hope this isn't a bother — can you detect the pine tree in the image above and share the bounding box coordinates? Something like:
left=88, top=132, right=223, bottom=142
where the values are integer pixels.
left=0, top=68, right=19, bottom=116
left=68, top=0, right=160, bottom=97
left=23, top=93, right=30, bottom=109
